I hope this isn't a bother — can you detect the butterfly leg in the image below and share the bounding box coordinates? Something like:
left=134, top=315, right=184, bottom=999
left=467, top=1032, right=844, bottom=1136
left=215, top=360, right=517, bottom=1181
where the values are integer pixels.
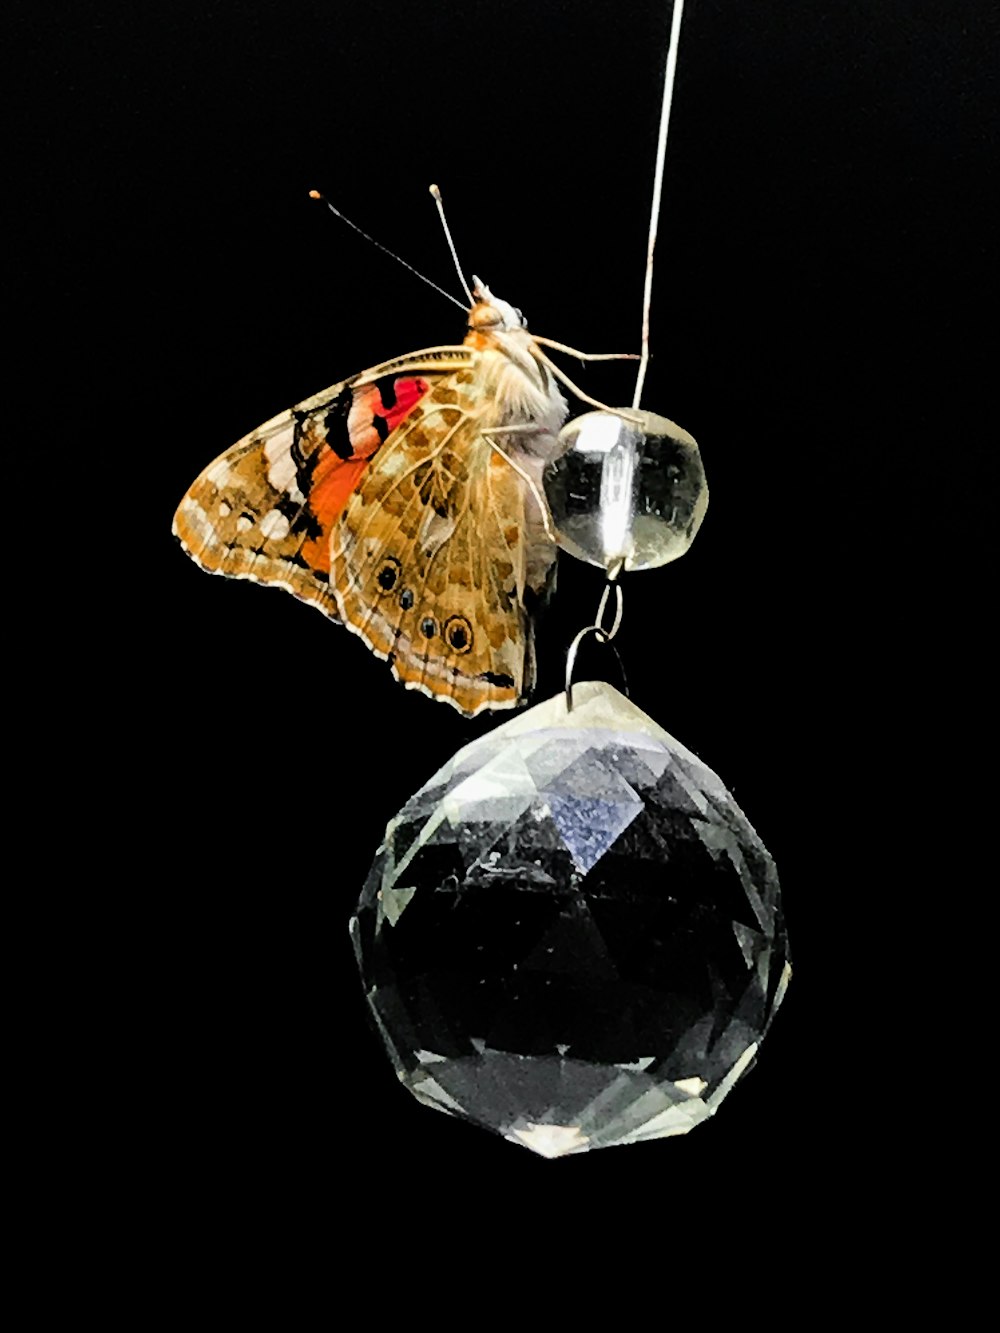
left=480, top=429, right=558, bottom=543
left=532, top=336, right=640, bottom=362
left=530, top=347, right=645, bottom=423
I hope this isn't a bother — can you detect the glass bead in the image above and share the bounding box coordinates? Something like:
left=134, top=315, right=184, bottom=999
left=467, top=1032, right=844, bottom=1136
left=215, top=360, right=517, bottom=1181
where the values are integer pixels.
left=543, top=409, right=708, bottom=572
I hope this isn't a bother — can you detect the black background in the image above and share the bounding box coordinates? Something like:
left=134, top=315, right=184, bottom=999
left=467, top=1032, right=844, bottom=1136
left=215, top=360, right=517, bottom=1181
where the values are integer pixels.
left=17, top=0, right=994, bottom=1289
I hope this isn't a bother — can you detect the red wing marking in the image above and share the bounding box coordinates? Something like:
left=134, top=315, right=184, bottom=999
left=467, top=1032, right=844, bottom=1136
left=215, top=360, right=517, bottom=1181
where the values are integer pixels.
left=348, top=376, right=430, bottom=456
left=302, top=375, right=432, bottom=573
left=301, top=454, right=369, bottom=574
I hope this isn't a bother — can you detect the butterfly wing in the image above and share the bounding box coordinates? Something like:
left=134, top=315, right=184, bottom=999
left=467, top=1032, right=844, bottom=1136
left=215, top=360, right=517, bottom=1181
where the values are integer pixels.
left=329, top=373, right=558, bottom=715
left=172, top=348, right=475, bottom=617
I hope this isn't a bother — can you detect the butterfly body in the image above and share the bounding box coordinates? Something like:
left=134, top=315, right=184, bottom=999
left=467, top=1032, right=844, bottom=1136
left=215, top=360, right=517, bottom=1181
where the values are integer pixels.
left=173, top=284, right=568, bottom=715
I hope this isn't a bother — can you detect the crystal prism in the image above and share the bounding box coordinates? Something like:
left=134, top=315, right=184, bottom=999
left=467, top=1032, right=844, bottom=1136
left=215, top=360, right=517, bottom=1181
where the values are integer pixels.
left=351, top=682, right=790, bottom=1157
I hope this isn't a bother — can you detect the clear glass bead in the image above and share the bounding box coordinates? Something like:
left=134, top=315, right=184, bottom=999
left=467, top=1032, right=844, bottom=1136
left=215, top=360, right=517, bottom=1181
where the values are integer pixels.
left=543, top=409, right=708, bottom=572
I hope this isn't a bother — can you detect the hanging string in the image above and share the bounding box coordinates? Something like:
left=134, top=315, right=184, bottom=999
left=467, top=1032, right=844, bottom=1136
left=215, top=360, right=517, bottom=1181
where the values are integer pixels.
left=633, top=0, right=687, bottom=409
left=566, top=3, right=687, bottom=709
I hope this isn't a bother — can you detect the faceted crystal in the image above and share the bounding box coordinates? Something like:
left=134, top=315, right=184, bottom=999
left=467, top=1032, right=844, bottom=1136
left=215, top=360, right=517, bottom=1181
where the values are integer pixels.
left=351, top=683, right=789, bottom=1157
left=544, top=409, right=708, bottom=571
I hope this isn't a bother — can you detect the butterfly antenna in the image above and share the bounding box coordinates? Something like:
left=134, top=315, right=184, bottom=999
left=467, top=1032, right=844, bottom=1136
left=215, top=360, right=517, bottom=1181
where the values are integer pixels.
left=429, top=184, right=475, bottom=307
left=308, top=190, right=467, bottom=313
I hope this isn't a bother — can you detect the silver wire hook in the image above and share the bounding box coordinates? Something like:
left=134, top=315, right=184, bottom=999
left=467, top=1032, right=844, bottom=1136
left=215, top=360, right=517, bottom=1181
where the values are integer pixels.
left=564, top=628, right=630, bottom=711
left=564, top=576, right=629, bottom=711
left=594, top=580, right=624, bottom=642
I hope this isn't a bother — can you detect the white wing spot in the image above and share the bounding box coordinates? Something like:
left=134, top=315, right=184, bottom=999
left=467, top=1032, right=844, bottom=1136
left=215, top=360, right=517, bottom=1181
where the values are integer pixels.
left=236, top=515, right=254, bottom=533
left=259, top=509, right=291, bottom=541
left=265, top=430, right=306, bottom=504
left=218, top=502, right=231, bottom=517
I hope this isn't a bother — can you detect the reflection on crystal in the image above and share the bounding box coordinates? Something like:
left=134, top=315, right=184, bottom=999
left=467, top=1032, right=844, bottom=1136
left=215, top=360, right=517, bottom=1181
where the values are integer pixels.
left=543, top=409, right=708, bottom=571
left=511, top=1124, right=590, bottom=1157
left=351, top=683, right=790, bottom=1157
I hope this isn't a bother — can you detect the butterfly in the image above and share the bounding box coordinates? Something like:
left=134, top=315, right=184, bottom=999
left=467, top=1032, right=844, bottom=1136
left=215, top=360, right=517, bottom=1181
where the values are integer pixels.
left=173, top=275, right=632, bottom=716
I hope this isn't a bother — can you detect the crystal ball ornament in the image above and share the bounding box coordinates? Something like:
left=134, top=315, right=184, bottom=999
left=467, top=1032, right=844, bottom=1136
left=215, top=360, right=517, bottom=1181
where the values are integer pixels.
left=544, top=409, right=708, bottom=571
left=351, top=682, right=790, bottom=1158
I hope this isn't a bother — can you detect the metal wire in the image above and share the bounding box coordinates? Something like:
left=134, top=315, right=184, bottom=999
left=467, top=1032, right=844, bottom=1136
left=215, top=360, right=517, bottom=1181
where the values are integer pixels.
left=633, top=0, right=687, bottom=409
left=564, top=577, right=629, bottom=711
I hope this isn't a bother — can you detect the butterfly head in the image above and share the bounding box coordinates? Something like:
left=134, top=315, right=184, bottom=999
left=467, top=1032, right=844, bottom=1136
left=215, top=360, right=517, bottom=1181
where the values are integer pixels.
left=468, top=276, right=527, bottom=332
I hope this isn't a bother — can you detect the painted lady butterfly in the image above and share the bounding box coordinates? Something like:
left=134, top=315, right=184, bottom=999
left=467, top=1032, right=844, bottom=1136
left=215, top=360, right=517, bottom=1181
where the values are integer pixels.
left=173, top=266, right=636, bottom=716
